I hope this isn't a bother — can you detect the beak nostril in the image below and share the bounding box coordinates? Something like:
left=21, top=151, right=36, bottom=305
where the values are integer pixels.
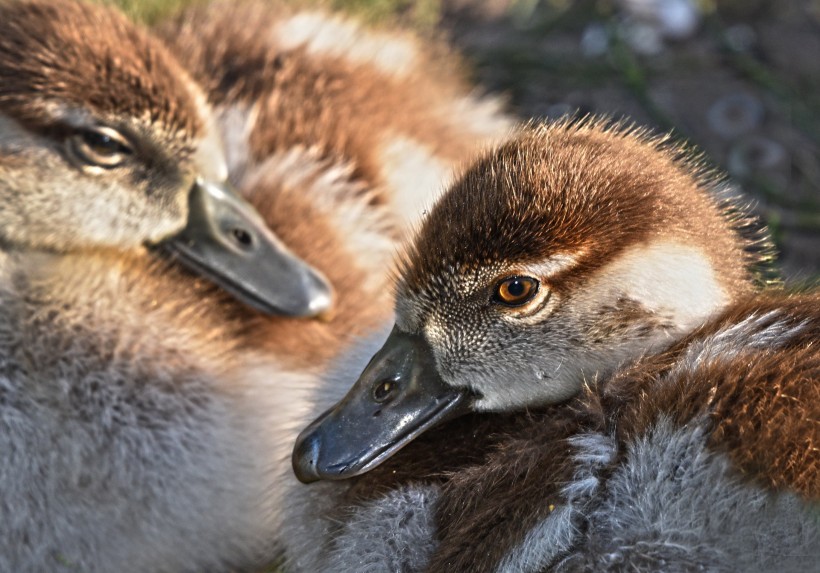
left=231, top=228, right=254, bottom=248
left=372, top=380, right=398, bottom=403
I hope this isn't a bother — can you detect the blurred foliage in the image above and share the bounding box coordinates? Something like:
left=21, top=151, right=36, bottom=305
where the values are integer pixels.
left=105, top=0, right=440, bottom=27
left=102, top=0, right=200, bottom=22
left=329, top=0, right=441, bottom=27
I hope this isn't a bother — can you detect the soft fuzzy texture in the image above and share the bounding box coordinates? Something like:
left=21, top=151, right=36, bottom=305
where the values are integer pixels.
left=156, top=0, right=511, bottom=233
left=428, top=405, right=607, bottom=572
left=558, top=419, right=819, bottom=573
left=305, top=293, right=819, bottom=573
left=606, top=292, right=820, bottom=498
left=322, top=485, right=441, bottom=573
left=495, top=433, right=616, bottom=573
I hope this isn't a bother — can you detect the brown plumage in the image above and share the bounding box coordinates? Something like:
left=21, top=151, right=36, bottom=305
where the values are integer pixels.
left=423, top=292, right=820, bottom=572
left=156, top=0, right=510, bottom=229
left=430, top=404, right=606, bottom=572
left=0, top=0, right=200, bottom=139
left=606, top=291, right=820, bottom=498
left=401, top=119, right=766, bottom=301
left=290, top=120, right=808, bottom=572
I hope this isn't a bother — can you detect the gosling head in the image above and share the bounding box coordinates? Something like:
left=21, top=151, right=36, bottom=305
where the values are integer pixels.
left=0, top=0, right=332, bottom=317
left=293, top=119, right=769, bottom=482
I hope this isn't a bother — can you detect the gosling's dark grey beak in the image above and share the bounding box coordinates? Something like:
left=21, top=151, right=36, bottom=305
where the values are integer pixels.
left=292, top=326, right=473, bottom=483
left=160, top=179, right=333, bottom=317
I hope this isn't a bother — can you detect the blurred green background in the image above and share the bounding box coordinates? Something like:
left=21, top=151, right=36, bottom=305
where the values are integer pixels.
left=109, top=0, right=820, bottom=282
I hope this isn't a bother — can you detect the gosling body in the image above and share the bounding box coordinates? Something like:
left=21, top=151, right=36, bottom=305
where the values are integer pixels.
left=157, top=0, right=511, bottom=235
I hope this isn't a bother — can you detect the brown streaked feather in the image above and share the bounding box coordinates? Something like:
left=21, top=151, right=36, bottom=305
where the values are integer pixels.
left=0, top=0, right=201, bottom=138
left=428, top=401, right=606, bottom=573
left=607, top=292, right=820, bottom=498
left=156, top=1, right=500, bottom=209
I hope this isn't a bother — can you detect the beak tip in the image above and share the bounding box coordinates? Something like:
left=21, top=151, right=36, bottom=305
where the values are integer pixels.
left=308, top=287, right=334, bottom=318
left=294, top=269, right=334, bottom=319
left=292, top=428, right=323, bottom=484
left=175, top=179, right=339, bottom=320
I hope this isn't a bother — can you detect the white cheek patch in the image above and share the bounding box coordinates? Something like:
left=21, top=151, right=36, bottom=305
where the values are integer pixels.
left=585, top=241, right=728, bottom=333
left=378, top=135, right=453, bottom=231
left=272, top=12, right=418, bottom=76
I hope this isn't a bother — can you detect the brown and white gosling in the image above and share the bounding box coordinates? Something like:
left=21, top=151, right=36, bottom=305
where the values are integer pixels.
left=293, top=119, right=766, bottom=482
left=289, top=120, right=815, bottom=572
left=0, top=1, right=351, bottom=571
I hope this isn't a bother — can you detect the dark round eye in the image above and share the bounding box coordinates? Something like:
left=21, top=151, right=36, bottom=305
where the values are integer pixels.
left=493, top=276, right=539, bottom=306
left=67, top=126, right=133, bottom=169
left=373, top=380, right=398, bottom=403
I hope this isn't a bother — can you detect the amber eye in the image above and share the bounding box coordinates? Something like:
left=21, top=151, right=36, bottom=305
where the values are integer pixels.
left=493, top=276, right=539, bottom=306
left=67, top=126, right=133, bottom=169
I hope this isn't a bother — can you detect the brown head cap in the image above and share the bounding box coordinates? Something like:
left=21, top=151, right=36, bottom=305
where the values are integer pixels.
left=401, top=119, right=768, bottom=298
left=0, top=0, right=201, bottom=138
